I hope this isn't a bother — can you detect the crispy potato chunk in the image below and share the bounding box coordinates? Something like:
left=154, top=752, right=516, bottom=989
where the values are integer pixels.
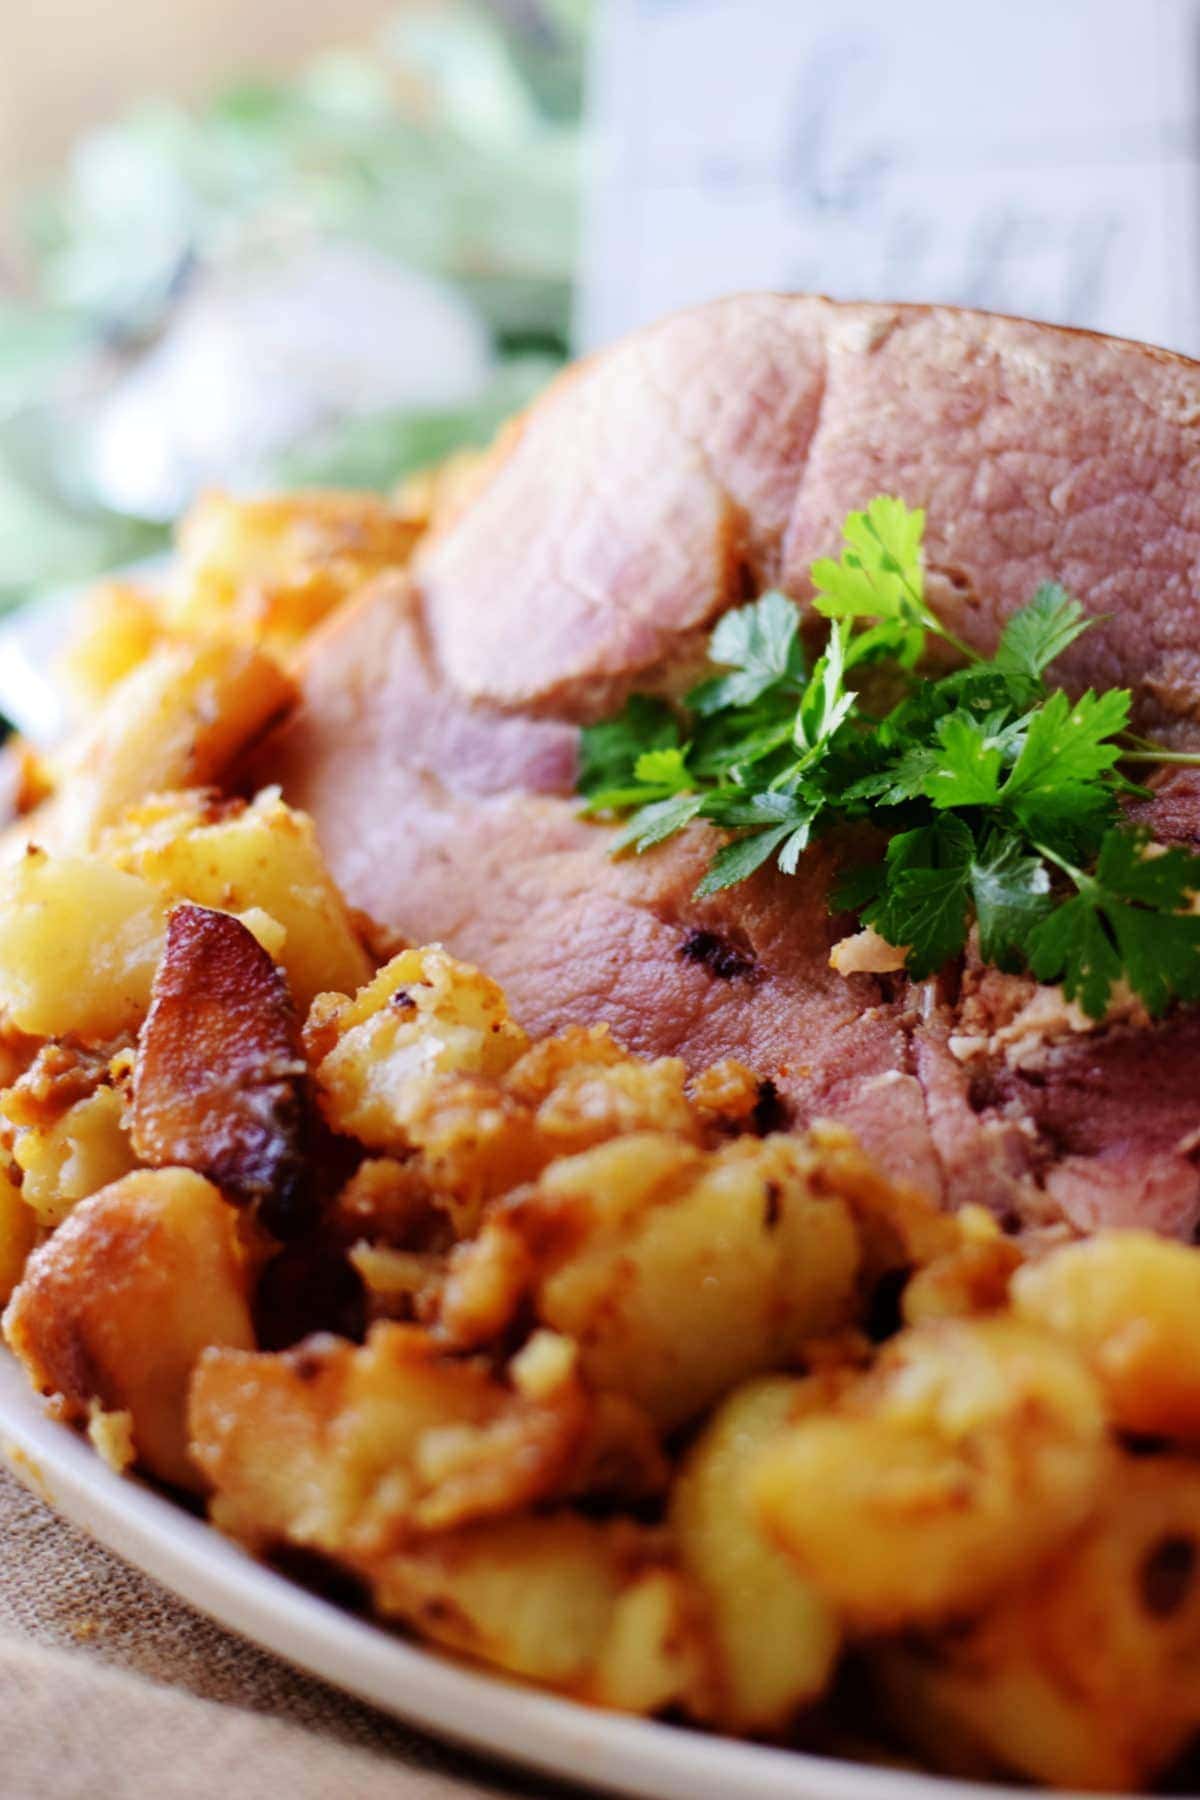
left=752, top=1317, right=1109, bottom=1630
left=8, top=1084, right=136, bottom=1229
left=1012, top=1230, right=1200, bottom=1440
left=673, top=1378, right=841, bottom=1731
left=4, top=1168, right=254, bottom=1489
left=902, top=1207, right=1023, bottom=1326
left=59, top=582, right=166, bottom=713
left=190, top=1323, right=596, bottom=1553
left=367, top=1513, right=709, bottom=1712
left=311, top=955, right=728, bottom=1229
left=443, top=1132, right=861, bottom=1429
left=0, top=1167, right=36, bottom=1305
left=307, top=946, right=529, bottom=1150
left=873, top=1456, right=1200, bottom=1790
left=169, top=490, right=419, bottom=656
left=131, top=906, right=305, bottom=1227
left=101, top=787, right=371, bottom=1013
left=34, top=641, right=294, bottom=854
left=0, top=850, right=166, bottom=1040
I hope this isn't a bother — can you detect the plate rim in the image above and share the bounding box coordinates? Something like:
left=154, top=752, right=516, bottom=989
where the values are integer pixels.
left=0, top=1350, right=1114, bottom=1800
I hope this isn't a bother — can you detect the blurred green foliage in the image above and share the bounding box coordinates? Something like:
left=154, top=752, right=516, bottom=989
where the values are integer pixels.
left=0, top=0, right=588, bottom=612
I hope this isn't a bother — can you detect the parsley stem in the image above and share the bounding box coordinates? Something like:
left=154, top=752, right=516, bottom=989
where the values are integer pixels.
left=1035, top=842, right=1090, bottom=890
left=1118, top=748, right=1200, bottom=767
left=927, top=618, right=982, bottom=666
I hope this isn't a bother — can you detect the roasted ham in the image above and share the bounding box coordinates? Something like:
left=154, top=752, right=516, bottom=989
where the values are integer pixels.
left=249, top=297, right=1200, bottom=1236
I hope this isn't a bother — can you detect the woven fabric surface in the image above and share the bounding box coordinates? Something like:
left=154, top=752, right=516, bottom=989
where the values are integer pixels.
left=0, top=1461, right=559, bottom=1799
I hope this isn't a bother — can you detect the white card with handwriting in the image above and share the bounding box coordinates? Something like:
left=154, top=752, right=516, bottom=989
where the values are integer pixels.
left=579, top=0, right=1200, bottom=355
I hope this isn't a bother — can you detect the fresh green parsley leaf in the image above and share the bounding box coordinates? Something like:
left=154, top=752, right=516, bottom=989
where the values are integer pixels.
left=993, top=582, right=1092, bottom=688
left=922, top=710, right=1006, bottom=808
left=578, top=696, right=679, bottom=801
left=1027, top=893, right=1125, bottom=1021
left=1094, top=825, right=1200, bottom=910
left=611, top=793, right=704, bottom=854
left=694, top=825, right=793, bottom=896
left=862, top=816, right=974, bottom=977
left=1004, top=687, right=1130, bottom=801
left=633, top=746, right=691, bottom=791
left=968, top=832, right=1053, bottom=968
left=810, top=495, right=927, bottom=632
left=795, top=619, right=856, bottom=759
left=688, top=590, right=805, bottom=715
left=1028, top=826, right=1200, bottom=1018
left=842, top=743, right=941, bottom=806
left=577, top=496, right=1200, bottom=1012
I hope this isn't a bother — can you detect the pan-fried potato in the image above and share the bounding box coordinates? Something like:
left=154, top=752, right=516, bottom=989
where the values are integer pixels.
left=131, top=904, right=305, bottom=1227
left=0, top=1167, right=36, bottom=1304
left=0, top=851, right=166, bottom=1040
left=0, top=1043, right=138, bottom=1228
left=1012, top=1231, right=1200, bottom=1441
left=168, top=489, right=420, bottom=656
left=672, top=1378, right=841, bottom=1732
left=4, top=1168, right=254, bottom=1489
left=7, top=1084, right=136, bottom=1229
left=442, top=1132, right=861, bottom=1429
left=59, top=582, right=166, bottom=713
left=872, top=1456, right=1200, bottom=1790
left=30, top=640, right=294, bottom=854
left=307, top=946, right=529, bottom=1150
left=367, top=1512, right=709, bottom=1713
left=100, top=787, right=371, bottom=1012
left=752, top=1317, right=1109, bottom=1630
left=190, top=1323, right=592, bottom=1553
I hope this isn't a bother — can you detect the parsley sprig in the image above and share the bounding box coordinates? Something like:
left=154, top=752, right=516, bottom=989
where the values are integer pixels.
left=577, top=497, right=1200, bottom=1020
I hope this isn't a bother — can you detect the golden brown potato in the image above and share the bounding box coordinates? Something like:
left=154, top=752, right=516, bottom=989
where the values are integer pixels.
left=872, top=1455, right=1200, bottom=1790
left=131, top=905, right=306, bottom=1227
left=191, top=1323, right=598, bottom=1553
left=1013, top=1230, right=1200, bottom=1441
left=0, top=1041, right=137, bottom=1228
left=672, top=1378, right=842, bottom=1732
left=7, top=1086, right=136, bottom=1229
left=101, top=787, right=371, bottom=1013
left=169, top=489, right=420, bottom=656
left=752, top=1316, right=1109, bottom=1631
left=59, top=582, right=166, bottom=713
left=4, top=1168, right=254, bottom=1489
left=0, top=850, right=166, bottom=1040
left=33, top=640, right=294, bottom=853
left=0, top=1167, right=37, bottom=1305
left=307, top=946, right=529, bottom=1148
left=902, top=1206, right=1023, bottom=1326
left=441, top=1131, right=861, bottom=1429
left=367, top=1512, right=710, bottom=1713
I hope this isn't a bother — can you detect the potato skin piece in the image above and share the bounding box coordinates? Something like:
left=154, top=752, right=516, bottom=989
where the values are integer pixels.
left=132, top=904, right=307, bottom=1232
left=3, top=1167, right=254, bottom=1489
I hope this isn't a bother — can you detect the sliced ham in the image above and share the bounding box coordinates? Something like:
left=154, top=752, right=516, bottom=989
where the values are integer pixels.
left=248, top=296, right=1200, bottom=1238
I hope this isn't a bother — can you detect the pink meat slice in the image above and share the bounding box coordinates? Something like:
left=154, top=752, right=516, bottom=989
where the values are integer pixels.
left=250, top=296, right=1200, bottom=1237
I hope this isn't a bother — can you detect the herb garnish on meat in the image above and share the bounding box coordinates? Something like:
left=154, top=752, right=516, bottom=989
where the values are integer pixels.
left=578, top=497, right=1200, bottom=1021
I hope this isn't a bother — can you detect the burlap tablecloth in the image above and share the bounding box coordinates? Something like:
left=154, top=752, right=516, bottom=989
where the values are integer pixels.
left=0, top=1462, right=563, bottom=1799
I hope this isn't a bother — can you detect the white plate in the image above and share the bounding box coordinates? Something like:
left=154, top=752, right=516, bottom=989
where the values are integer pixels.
left=0, top=1349, right=1047, bottom=1800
